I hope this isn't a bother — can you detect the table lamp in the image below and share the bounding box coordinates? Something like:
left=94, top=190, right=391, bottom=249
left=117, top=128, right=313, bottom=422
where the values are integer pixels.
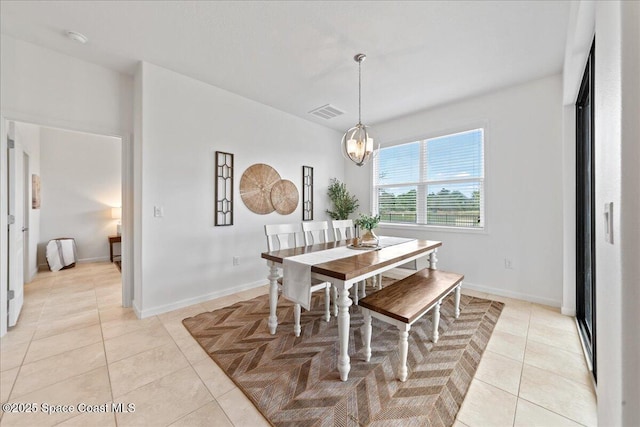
left=111, top=207, right=122, bottom=235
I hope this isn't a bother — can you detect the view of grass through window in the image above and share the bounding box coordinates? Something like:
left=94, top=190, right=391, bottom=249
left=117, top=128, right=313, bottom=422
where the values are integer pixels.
left=373, top=129, right=484, bottom=228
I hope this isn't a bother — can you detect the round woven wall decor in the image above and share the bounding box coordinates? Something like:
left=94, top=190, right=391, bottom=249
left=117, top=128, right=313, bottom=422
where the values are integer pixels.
left=270, top=179, right=299, bottom=215
left=240, top=163, right=281, bottom=214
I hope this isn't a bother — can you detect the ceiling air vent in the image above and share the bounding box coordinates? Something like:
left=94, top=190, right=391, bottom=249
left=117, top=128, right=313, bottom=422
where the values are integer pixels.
left=308, top=104, right=345, bottom=120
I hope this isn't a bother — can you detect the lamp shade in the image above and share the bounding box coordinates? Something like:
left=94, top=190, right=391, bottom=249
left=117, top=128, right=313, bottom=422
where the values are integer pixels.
left=111, top=207, right=122, bottom=220
left=342, top=123, right=374, bottom=167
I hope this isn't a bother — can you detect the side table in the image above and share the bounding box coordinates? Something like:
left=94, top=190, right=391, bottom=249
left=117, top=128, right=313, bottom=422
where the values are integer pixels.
left=108, top=235, right=121, bottom=262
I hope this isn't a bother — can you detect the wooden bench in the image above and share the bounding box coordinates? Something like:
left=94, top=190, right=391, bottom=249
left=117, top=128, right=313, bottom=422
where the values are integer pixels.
left=359, top=268, right=463, bottom=382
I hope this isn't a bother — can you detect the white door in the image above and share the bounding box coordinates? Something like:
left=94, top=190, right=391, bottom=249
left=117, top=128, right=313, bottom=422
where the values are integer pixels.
left=7, top=123, right=25, bottom=327
left=23, top=152, right=30, bottom=284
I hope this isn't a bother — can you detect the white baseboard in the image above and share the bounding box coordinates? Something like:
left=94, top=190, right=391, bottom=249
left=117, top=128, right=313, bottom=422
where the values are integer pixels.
left=561, top=306, right=576, bottom=316
left=136, top=279, right=266, bottom=318
left=78, top=256, right=110, bottom=263
left=462, top=281, right=562, bottom=308
left=38, top=256, right=111, bottom=272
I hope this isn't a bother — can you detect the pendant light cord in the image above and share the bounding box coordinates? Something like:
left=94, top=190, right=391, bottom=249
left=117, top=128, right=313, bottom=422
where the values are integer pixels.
left=358, top=58, right=362, bottom=125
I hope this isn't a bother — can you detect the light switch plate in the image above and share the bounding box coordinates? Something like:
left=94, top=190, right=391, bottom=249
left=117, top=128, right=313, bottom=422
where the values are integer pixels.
left=154, top=206, right=164, bottom=218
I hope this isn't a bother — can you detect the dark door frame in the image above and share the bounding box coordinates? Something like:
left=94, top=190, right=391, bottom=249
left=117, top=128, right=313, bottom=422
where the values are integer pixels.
left=575, top=39, right=596, bottom=381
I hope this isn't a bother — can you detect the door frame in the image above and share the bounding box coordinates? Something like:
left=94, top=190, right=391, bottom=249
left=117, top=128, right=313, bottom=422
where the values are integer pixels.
left=0, top=113, right=133, bottom=337
left=575, top=40, right=596, bottom=381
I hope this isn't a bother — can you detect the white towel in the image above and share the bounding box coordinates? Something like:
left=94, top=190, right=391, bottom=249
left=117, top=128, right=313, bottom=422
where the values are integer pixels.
left=46, top=239, right=77, bottom=272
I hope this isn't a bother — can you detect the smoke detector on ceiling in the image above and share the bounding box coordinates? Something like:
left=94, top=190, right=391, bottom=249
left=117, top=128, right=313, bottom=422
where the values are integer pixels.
left=308, top=104, right=345, bottom=120
left=66, top=31, right=88, bottom=44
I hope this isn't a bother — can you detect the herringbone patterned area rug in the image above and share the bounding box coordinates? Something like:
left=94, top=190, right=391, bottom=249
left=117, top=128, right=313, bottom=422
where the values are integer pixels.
left=183, top=281, right=503, bottom=426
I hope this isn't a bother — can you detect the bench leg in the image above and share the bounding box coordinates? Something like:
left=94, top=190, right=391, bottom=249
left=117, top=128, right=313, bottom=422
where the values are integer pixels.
left=398, top=324, right=411, bottom=382
left=432, top=301, right=441, bottom=343
left=324, top=285, right=331, bottom=322
left=455, top=284, right=461, bottom=319
left=363, top=309, right=372, bottom=362
left=332, top=285, right=338, bottom=317
left=293, top=303, right=301, bottom=337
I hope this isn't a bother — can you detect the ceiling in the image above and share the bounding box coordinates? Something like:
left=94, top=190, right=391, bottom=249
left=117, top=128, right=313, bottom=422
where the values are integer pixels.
left=0, top=1, right=571, bottom=131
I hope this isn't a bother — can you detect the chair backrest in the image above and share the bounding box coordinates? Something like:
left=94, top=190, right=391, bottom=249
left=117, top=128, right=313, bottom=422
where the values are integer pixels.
left=301, top=221, right=329, bottom=245
left=264, top=223, right=303, bottom=251
left=332, top=219, right=355, bottom=241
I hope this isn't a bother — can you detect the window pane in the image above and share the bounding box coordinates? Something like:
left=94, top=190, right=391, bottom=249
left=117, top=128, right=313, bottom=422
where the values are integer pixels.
left=376, top=142, right=420, bottom=185
left=378, top=186, right=417, bottom=223
left=427, top=129, right=483, bottom=181
left=426, top=182, right=481, bottom=227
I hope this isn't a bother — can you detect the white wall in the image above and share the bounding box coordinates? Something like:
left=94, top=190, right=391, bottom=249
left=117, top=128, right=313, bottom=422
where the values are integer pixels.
left=593, top=1, right=640, bottom=424
left=13, top=122, right=41, bottom=280
left=0, top=35, right=132, bottom=137
left=38, top=127, right=121, bottom=265
left=346, top=75, right=564, bottom=306
left=561, top=0, right=639, bottom=423
left=135, top=62, right=343, bottom=316
left=620, top=2, right=640, bottom=423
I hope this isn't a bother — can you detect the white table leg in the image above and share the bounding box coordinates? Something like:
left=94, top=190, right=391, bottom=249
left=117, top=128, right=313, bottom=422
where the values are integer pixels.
left=293, top=303, right=301, bottom=337
left=455, top=284, right=461, bottom=318
left=360, top=280, right=366, bottom=299
left=429, top=248, right=438, bottom=270
left=398, top=324, right=411, bottom=382
left=268, top=262, right=279, bottom=335
left=432, top=301, right=441, bottom=343
left=324, top=285, right=331, bottom=322
left=353, top=282, right=359, bottom=305
left=337, top=284, right=353, bottom=381
left=363, top=309, right=372, bottom=362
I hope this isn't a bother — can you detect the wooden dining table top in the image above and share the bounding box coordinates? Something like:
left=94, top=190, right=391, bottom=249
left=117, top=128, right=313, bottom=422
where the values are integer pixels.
left=261, top=238, right=442, bottom=282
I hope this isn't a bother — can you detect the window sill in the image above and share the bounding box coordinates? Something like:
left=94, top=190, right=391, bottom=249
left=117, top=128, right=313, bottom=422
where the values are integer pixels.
left=378, top=222, right=488, bottom=235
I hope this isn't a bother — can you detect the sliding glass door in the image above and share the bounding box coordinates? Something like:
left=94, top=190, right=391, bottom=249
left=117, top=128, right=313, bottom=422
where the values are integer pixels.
left=576, top=41, right=596, bottom=381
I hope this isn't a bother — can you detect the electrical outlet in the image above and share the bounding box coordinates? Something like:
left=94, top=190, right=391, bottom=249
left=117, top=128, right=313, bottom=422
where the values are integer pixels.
left=233, top=256, right=240, bottom=266
left=153, top=206, right=164, bottom=218
left=504, top=258, right=513, bottom=269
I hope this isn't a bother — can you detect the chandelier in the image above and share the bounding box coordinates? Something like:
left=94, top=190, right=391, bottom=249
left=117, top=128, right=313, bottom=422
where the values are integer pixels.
left=342, top=53, right=375, bottom=167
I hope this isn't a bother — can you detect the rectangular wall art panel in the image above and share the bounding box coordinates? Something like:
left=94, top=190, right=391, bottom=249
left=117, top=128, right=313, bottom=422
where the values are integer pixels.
left=215, top=151, right=234, bottom=226
left=302, top=166, right=313, bottom=221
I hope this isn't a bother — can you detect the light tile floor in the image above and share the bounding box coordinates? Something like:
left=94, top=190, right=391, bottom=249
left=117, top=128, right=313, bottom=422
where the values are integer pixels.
left=0, top=263, right=597, bottom=426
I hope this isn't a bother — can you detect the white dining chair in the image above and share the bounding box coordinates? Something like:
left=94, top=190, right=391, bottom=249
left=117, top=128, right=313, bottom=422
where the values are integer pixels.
left=331, top=219, right=356, bottom=241
left=301, top=221, right=330, bottom=245
left=264, top=223, right=331, bottom=336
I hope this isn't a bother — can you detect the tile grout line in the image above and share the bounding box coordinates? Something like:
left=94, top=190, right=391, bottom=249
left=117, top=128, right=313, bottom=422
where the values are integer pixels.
left=511, top=305, right=532, bottom=426
left=517, top=396, right=591, bottom=427
left=94, top=271, right=119, bottom=427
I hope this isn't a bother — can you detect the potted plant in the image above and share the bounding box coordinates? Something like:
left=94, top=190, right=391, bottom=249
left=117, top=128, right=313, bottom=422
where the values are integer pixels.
left=354, top=213, right=381, bottom=247
left=326, top=178, right=359, bottom=220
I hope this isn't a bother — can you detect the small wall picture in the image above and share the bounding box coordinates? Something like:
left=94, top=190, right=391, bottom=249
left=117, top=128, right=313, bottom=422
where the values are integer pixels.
left=32, top=174, right=41, bottom=209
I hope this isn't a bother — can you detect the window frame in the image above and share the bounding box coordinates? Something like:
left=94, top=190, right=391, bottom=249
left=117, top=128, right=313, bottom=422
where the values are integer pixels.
left=372, top=126, right=487, bottom=233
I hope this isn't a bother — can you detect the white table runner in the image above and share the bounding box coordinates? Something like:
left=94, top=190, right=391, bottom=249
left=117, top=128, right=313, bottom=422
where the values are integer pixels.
left=283, top=236, right=415, bottom=310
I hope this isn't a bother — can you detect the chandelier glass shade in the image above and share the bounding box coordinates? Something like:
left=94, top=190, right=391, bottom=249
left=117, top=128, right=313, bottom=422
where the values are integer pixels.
left=342, top=53, right=375, bottom=167
left=342, top=123, right=374, bottom=167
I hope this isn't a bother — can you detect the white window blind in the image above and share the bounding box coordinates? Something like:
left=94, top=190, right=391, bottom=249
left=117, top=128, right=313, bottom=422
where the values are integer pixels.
left=373, top=128, right=484, bottom=229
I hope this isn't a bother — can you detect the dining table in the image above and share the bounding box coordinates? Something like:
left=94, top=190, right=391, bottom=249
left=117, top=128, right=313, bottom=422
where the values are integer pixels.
left=261, top=237, right=442, bottom=381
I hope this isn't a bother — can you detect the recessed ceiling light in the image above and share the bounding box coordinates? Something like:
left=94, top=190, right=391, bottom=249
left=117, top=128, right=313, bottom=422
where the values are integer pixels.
left=66, top=30, right=88, bottom=44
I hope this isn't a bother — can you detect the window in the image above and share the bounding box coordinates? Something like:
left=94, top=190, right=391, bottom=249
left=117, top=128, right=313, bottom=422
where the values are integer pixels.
left=373, top=128, right=484, bottom=229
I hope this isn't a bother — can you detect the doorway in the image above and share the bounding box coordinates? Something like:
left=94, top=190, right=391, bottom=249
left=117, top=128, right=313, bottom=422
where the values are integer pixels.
left=2, top=119, right=128, bottom=335
left=576, top=40, right=596, bottom=381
